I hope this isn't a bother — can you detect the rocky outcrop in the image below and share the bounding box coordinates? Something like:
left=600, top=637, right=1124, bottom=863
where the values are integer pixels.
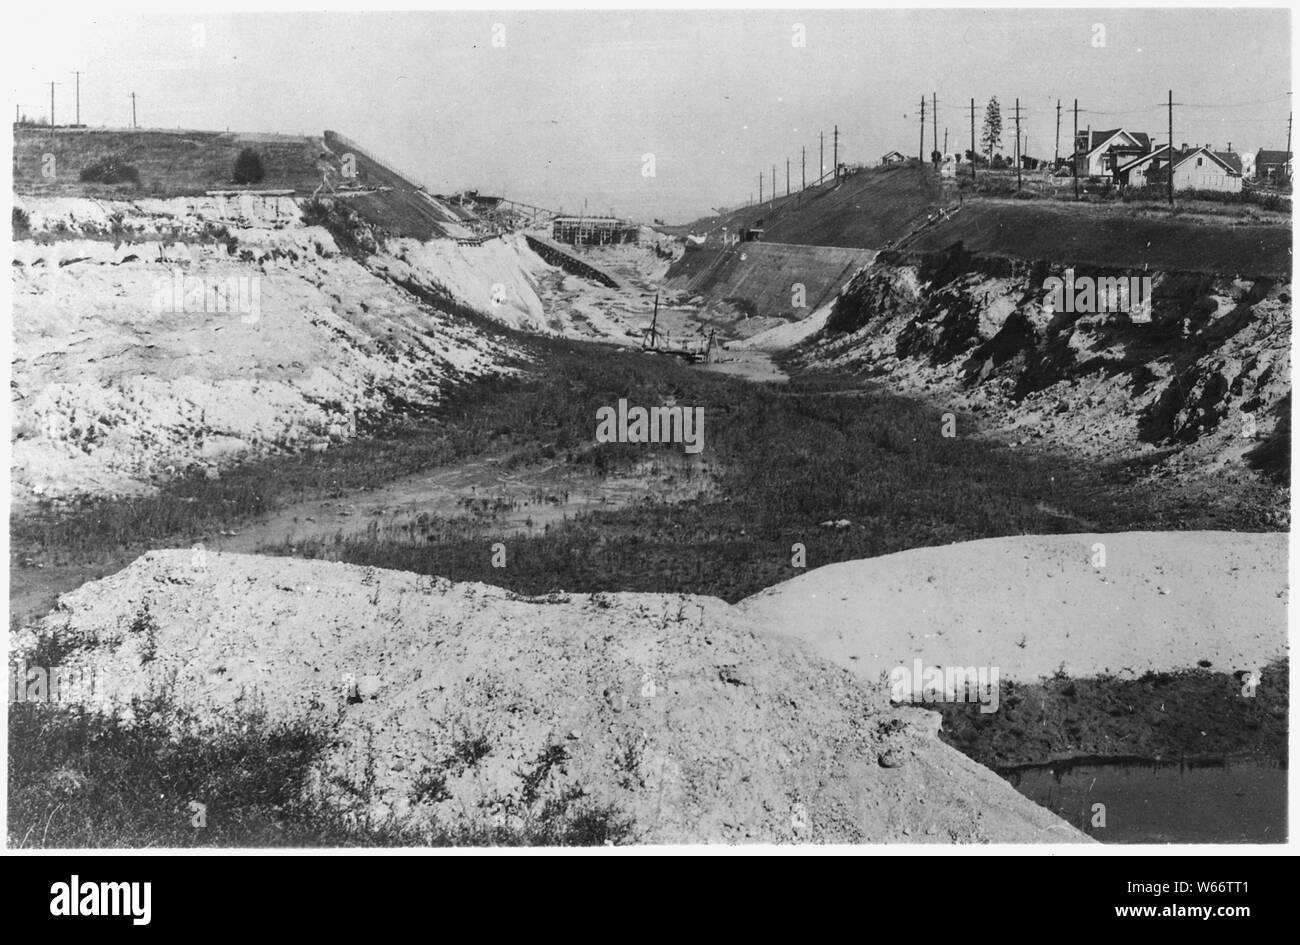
left=801, top=245, right=1290, bottom=494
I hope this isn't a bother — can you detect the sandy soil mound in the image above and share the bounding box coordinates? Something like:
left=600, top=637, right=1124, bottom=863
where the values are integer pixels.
left=11, top=196, right=518, bottom=504
left=372, top=234, right=554, bottom=333
left=739, top=531, right=1288, bottom=685
left=19, top=551, right=1088, bottom=844
left=734, top=298, right=835, bottom=351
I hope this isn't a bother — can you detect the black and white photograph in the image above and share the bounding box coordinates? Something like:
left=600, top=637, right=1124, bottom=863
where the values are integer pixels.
left=2, top=2, right=1292, bottom=866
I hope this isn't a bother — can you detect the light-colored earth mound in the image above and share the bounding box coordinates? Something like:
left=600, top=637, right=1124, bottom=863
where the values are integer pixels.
left=733, top=297, right=835, bottom=351
left=739, top=531, right=1288, bottom=686
left=18, top=550, right=1089, bottom=844
left=11, top=195, right=521, bottom=504
left=372, top=234, right=555, bottom=333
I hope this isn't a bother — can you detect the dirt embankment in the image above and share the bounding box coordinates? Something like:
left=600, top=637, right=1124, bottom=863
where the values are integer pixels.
left=10, top=195, right=530, bottom=504
left=795, top=245, right=1291, bottom=502
left=664, top=242, right=875, bottom=321
left=14, top=550, right=1091, bottom=844
left=741, top=532, right=1288, bottom=684
left=741, top=532, right=1289, bottom=774
left=671, top=162, right=941, bottom=250
left=906, top=199, right=1292, bottom=278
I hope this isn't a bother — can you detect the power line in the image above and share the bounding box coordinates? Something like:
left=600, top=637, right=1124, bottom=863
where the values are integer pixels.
left=1177, top=92, right=1292, bottom=110
left=1079, top=96, right=1287, bottom=116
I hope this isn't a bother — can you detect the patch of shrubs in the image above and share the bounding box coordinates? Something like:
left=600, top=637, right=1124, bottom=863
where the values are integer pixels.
left=301, top=197, right=379, bottom=258
left=79, top=159, right=140, bottom=186
left=232, top=148, right=266, bottom=185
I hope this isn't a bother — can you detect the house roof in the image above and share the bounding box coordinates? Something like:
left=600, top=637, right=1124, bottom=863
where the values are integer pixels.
left=1215, top=151, right=1244, bottom=175
left=1256, top=149, right=1292, bottom=166
left=1118, top=145, right=1241, bottom=176
left=881, top=150, right=905, bottom=159
left=1117, top=146, right=1166, bottom=173
left=1086, top=128, right=1151, bottom=154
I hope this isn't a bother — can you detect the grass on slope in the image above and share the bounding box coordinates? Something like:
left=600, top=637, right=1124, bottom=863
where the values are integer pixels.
left=908, top=198, right=1293, bottom=277
left=666, top=161, right=941, bottom=250
left=13, top=127, right=331, bottom=197
left=8, top=698, right=634, bottom=847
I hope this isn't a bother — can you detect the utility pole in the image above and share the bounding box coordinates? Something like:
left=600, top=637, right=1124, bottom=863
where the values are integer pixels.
left=759, top=173, right=763, bottom=204
left=1287, top=112, right=1293, bottom=183
left=970, top=98, right=977, bottom=181
left=820, top=130, right=824, bottom=181
left=49, top=81, right=56, bottom=129
left=131, top=91, right=138, bottom=129
left=932, top=92, right=938, bottom=161
left=71, top=71, right=81, bottom=125
left=943, top=127, right=948, bottom=155
left=833, top=124, right=839, bottom=177
left=802, top=145, right=806, bottom=190
left=1055, top=99, right=1061, bottom=167
left=1015, top=98, right=1022, bottom=191
left=919, top=96, right=925, bottom=163
left=771, top=164, right=776, bottom=204
left=786, top=157, right=790, bottom=196
left=1073, top=98, right=1079, bottom=199
left=1167, top=90, right=1174, bottom=206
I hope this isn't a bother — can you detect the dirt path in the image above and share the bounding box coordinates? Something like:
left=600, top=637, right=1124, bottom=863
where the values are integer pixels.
left=700, top=349, right=788, bottom=383
left=9, top=449, right=720, bottom=627
left=208, top=453, right=718, bottom=556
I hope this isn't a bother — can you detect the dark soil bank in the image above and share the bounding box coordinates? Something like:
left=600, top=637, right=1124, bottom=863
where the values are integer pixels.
left=929, top=660, right=1288, bottom=770
left=916, top=660, right=1288, bottom=842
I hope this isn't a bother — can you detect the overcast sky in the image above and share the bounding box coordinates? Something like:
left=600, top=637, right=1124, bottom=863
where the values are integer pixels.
left=7, top=7, right=1292, bottom=222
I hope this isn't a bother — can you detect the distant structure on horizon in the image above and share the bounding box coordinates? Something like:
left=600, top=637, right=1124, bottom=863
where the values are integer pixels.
left=552, top=216, right=638, bottom=246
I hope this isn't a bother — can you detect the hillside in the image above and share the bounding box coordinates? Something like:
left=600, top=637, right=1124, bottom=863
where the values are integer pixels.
left=12, top=126, right=332, bottom=196
left=10, top=193, right=527, bottom=503
left=672, top=161, right=942, bottom=249
left=665, top=242, right=874, bottom=319
left=321, top=130, right=477, bottom=242
left=672, top=162, right=1290, bottom=276
left=907, top=198, right=1293, bottom=278
left=791, top=244, right=1290, bottom=507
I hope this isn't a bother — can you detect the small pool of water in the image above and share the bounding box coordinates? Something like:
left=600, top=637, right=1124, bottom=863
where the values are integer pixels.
left=1004, top=757, right=1286, bottom=843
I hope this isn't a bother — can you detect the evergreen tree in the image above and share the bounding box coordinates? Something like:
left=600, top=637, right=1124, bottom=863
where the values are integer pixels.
left=233, top=148, right=266, bottom=185
left=981, top=97, right=1003, bottom=165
